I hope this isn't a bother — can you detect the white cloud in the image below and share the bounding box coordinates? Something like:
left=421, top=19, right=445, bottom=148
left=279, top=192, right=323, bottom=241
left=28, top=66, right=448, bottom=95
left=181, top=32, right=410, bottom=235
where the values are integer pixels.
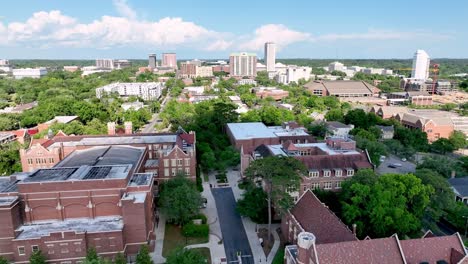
left=239, top=24, right=311, bottom=51
left=113, top=0, right=137, bottom=20
left=204, top=39, right=232, bottom=51
left=315, top=29, right=452, bottom=41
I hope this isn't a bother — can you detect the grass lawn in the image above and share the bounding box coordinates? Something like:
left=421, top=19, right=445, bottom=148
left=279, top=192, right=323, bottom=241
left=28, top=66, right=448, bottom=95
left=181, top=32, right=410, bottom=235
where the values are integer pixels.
left=191, top=247, right=212, bottom=264
left=162, top=224, right=209, bottom=257
left=271, top=246, right=285, bottom=264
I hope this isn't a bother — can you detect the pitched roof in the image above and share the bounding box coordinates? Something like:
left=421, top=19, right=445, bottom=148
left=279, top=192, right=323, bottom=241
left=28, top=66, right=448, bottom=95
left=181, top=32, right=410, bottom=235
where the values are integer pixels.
left=448, top=177, right=468, bottom=197
left=316, top=236, right=406, bottom=264
left=305, top=80, right=379, bottom=96
left=297, top=153, right=373, bottom=171
left=290, top=190, right=357, bottom=244
left=399, top=233, right=466, bottom=264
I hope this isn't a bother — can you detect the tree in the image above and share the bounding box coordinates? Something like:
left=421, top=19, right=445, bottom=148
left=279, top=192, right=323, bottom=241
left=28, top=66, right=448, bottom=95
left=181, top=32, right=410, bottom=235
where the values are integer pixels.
left=417, top=155, right=466, bottom=178
left=449, top=131, right=467, bottom=149
left=325, top=109, right=344, bottom=122
left=114, top=253, right=126, bottom=264
left=430, top=138, right=455, bottom=154
left=237, top=187, right=268, bottom=223
left=166, top=247, right=207, bottom=264
left=341, top=172, right=432, bottom=238
left=159, top=175, right=202, bottom=225
left=414, top=169, right=455, bottom=226
left=29, top=250, right=46, bottom=264
left=0, top=142, right=22, bottom=175
left=308, top=122, right=328, bottom=139
left=0, top=257, right=7, bottom=264
left=136, top=245, right=152, bottom=264
left=244, top=156, right=307, bottom=243
left=85, top=248, right=99, bottom=264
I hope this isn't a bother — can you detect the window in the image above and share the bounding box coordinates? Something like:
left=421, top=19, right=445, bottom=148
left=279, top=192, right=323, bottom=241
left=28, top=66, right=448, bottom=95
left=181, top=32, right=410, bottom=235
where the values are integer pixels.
left=49, top=158, right=54, bottom=163
left=311, top=183, right=320, bottom=190
left=185, top=168, right=190, bottom=175
left=27, top=158, right=33, bottom=164
left=347, top=169, right=354, bottom=176
left=32, top=245, right=39, bottom=252
left=164, top=169, right=169, bottom=177
left=171, top=159, right=176, bottom=167
left=286, top=185, right=296, bottom=193
left=324, top=182, right=332, bottom=190
left=18, top=246, right=25, bottom=255
left=313, top=89, right=323, bottom=95
left=308, top=171, right=319, bottom=178
left=184, top=158, right=190, bottom=166
left=171, top=169, right=176, bottom=176
left=335, top=181, right=342, bottom=189
left=303, top=186, right=307, bottom=192
left=163, top=159, right=169, bottom=167
left=323, top=170, right=331, bottom=177
left=177, top=159, right=183, bottom=166
left=335, top=169, right=342, bottom=177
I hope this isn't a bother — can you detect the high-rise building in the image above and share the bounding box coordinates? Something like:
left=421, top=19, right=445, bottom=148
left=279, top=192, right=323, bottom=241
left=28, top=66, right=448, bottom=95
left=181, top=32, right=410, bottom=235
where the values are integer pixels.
left=148, top=54, right=157, bottom=69
left=162, top=53, right=177, bottom=69
left=96, top=59, right=115, bottom=69
left=328, top=61, right=345, bottom=72
left=229, top=52, right=257, bottom=77
left=411, top=50, right=430, bottom=80
left=264, top=42, right=276, bottom=72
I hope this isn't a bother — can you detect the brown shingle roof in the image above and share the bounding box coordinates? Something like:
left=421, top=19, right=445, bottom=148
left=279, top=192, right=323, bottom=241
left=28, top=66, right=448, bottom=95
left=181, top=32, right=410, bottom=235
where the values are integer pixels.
left=316, top=236, right=406, bottom=264
left=400, top=233, right=466, bottom=264
left=297, top=153, right=372, bottom=171
left=290, top=190, right=357, bottom=244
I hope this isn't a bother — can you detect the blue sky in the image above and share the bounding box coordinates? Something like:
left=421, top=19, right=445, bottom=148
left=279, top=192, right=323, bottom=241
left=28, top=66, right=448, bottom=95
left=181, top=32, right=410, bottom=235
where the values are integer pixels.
left=0, top=0, right=466, bottom=59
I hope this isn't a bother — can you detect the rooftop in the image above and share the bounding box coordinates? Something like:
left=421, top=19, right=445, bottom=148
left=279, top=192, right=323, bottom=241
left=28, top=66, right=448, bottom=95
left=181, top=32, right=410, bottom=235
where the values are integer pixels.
left=266, top=142, right=361, bottom=156
left=45, top=116, right=79, bottom=125
left=21, top=165, right=132, bottom=183
left=227, top=122, right=277, bottom=140
left=326, top=121, right=352, bottom=129
left=0, top=195, right=18, bottom=206
left=448, top=177, right=468, bottom=197
left=128, top=173, right=152, bottom=187
left=55, top=145, right=145, bottom=168
left=122, top=192, right=147, bottom=203
left=15, top=216, right=123, bottom=240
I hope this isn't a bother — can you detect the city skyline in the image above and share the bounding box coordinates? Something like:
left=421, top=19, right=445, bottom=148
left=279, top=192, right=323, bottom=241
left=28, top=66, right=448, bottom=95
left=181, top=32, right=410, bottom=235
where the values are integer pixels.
left=0, top=0, right=467, bottom=59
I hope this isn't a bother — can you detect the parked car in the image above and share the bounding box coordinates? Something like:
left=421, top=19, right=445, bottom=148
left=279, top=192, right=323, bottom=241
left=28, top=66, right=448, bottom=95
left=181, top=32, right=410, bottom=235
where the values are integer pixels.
left=401, top=158, right=407, bottom=162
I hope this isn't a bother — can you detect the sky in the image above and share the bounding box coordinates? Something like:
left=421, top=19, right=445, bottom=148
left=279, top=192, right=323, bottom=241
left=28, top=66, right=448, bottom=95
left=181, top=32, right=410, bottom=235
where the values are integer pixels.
left=0, top=0, right=467, bottom=59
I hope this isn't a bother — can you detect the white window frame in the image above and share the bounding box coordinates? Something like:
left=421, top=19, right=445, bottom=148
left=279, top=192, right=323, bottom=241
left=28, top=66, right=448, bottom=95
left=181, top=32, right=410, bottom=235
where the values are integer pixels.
left=323, top=170, right=331, bottom=177
left=32, top=245, right=39, bottom=252
left=335, top=181, right=342, bottom=189
left=324, top=182, right=332, bottom=190
left=308, top=171, right=319, bottom=178
left=163, top=159, right=169, bottom=167
left=347, top=169, right=354, bottom=176
left=311, top=183, right=320, bottom=190
left=335, top=169, right=342, bottom=177
left=18, top=246, right=25, bottom=256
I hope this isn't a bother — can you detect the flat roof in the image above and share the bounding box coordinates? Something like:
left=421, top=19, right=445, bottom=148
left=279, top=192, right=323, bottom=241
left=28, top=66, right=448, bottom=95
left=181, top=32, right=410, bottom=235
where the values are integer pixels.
left=21, top=164, right=132, bottom=184
left=55, top=145, right=145, bottom=168
left=227, top=122, right=277, bottom=140
left=0, top=196, right=18, bottom=206
left=128, top=173, right=152, bottom=187
left=122, top=192, right=147, bottom=203
left=15, top=216, right=123, bottom=240
left=268, top=126, right=309, bottom=137
left=267, top=142, right=360, bottom=156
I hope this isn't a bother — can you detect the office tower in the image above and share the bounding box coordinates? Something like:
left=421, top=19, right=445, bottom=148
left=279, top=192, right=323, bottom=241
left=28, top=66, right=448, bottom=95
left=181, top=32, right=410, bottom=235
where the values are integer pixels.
left=149, top=54, right=157, bottom=69
left=96, top=59, right=115, bottom=69
left=162, top=53, right=177, bottom=69
left=229, top=52, right=257, bottom=77
left=411, top=50, right=430, bottom=80
left=264, top=42, right=276, bottom=72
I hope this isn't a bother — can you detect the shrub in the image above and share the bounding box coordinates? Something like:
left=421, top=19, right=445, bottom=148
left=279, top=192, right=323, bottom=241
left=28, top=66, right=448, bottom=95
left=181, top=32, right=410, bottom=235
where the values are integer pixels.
left=182, top=223, right=209, bottom=238
left=196, top=175, right=203, bottom=192
left=192, top=213, right=208, bottom=224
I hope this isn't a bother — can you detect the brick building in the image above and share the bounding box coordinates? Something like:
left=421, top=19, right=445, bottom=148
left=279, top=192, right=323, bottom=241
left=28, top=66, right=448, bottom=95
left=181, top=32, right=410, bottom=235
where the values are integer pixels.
left=253, top=138, right=373, bottom=195
left=253, top=87, right=289, bottom=101
left=0, top=145, right=155, bottom=263
left=284, top=191, right=468, bottom=264
left=304, top=80, right=380, bottom=97
left=20, top=126, right=197, bottom=184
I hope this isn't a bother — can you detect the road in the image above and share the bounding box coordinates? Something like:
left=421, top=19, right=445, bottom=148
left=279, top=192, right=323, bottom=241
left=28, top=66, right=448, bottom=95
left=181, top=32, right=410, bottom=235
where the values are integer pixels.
left=211, top=187, right=254, bottom=264
left=141, top=95, right=170, bottom=133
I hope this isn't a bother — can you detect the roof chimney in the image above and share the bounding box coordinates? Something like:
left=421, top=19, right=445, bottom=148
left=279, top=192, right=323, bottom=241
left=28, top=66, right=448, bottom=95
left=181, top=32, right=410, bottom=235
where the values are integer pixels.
left=297, top=232, right=317, bottom=264
left=107, top=122, right=116, bottom=135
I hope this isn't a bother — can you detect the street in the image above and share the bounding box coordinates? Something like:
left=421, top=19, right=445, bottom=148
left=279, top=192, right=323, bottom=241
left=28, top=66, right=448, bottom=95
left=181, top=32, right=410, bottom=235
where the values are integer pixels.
left=376, top=155, right=416, bottom=175
left=141, top=95, right=170, bottom=133
left=211, top=187, right=254, bottom=264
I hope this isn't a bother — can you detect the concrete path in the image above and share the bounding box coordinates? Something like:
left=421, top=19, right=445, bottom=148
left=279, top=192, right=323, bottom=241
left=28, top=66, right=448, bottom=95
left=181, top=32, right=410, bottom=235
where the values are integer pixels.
left=226, top=169, right=281, bottom=264
left=152, top=214, right=167, bottom=264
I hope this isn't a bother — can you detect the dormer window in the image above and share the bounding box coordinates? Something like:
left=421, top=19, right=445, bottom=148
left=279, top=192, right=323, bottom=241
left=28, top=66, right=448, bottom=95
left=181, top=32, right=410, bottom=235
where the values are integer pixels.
left=323, top=170, right=331, bottom=177
left=335, top=169, right=342, bottom=177
left=347, top=169, right=354, bottom=176
left=308, top=171, right=319, bottom=178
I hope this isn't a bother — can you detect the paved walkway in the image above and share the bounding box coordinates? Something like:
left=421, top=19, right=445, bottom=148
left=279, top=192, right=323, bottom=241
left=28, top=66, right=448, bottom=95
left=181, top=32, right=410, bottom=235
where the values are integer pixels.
left=152, top=214, right=167, bottom=264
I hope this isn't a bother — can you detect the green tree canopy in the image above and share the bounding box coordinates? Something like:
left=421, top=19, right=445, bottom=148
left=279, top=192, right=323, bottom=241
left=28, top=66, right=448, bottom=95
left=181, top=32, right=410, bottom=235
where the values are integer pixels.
left=29, top=250, right=46, bottom=264
left=159, top=175, right=202, bottom=225
left=237, top=187, right=268, bottom=223
left=166, top=247, right=207, bottom=264
left=341, top=172, right=433, bottom=238
left=449, top=131, right=467, bottom=149
left=136, top=245, right=152, bottom=264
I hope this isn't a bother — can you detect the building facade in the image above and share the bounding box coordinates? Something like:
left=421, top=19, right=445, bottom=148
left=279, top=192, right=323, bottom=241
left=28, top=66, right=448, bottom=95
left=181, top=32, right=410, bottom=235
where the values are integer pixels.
left=264, top=42, right=276, bottom=73
left=229, top=52, right=257, bottom=77
left=148, top=54, right=157, bottom=69
left=12, top=68, right=48, bottom=79
left=95, top=82, right=164, bottom=100
left=411, top=49, right=430, bottom=80
left=162, top=53, right=177, bottom=69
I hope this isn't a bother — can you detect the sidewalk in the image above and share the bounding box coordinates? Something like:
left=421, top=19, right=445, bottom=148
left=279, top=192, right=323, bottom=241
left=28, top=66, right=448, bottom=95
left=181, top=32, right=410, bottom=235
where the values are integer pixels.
left=152, top=214, right=167, bottom=264
left=198, top=172, right=226, bottom=263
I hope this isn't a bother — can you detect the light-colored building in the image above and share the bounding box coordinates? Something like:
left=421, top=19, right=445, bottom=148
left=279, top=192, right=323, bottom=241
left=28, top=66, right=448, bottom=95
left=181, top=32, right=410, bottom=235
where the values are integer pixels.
left=326, top=121, right=354, bottom=139
left=276, top=66, right=312, bottom=85
left=237, top=79, right=257, bottom=86
left=411, top=49, right=430, bottom=80
left=180, top=62, right=213, bottom=78
left=196, top=66, right=213, bottom=78
left=229, top=52, right=257, bottom=77
left=254, top=87, right=289, bottom=101
left=0, top=59, right=12, bottom=73
left=304, top=80, right=380, bottom=98
left=264, top=42, right=276, bottom=73
left=148, top=53, right=157, bottom=69
left=328, top=61, right=345, bottom=72
left=63, top=66, right=80, bottom=72
left=81, top=66, right=111, bottom=76
left=96, top=82, right=164, bottom=101
left=162, top=53, right=177, bottom=69
left=96, top=59, right=115, bottom=69
left=121, top=101, right=145, bottom=111
left=12, top=68, right=48, bottom=79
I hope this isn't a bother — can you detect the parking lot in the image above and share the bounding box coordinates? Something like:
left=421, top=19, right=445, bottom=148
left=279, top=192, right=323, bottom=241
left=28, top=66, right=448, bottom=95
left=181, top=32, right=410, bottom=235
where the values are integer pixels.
left=377, top=155, right=416, bottom=175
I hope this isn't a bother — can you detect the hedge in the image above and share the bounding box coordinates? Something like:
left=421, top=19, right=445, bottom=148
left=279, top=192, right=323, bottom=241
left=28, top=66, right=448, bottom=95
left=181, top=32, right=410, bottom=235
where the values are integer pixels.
left=182, top=223, right=209, bottom=238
